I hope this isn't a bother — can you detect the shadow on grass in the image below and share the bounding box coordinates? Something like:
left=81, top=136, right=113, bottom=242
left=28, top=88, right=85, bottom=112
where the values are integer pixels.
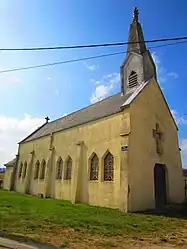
left=135, top=202, right=187, bottom=219
left=0, top=232, right=57, bottom=249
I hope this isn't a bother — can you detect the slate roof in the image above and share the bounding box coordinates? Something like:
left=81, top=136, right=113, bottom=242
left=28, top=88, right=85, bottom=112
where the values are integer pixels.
left=4, top=158, right=16, bottom=167
left=21, top=92, right=133, bottom=143
left=20, top=79, right=159, bottom=144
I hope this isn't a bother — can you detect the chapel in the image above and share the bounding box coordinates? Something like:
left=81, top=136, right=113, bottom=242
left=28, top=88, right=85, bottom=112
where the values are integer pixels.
left=4, top=8, right=184, bottom=212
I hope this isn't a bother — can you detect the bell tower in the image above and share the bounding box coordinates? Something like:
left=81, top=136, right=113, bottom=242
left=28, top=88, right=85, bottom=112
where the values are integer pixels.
left=121, top=7, right=157, bottom=95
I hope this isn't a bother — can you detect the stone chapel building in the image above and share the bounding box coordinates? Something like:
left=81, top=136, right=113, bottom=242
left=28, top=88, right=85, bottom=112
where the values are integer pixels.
left=4, top=8, right=184, bottom=212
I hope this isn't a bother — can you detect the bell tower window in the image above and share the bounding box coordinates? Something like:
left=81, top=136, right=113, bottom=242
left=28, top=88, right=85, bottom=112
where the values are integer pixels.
left=129, top=71, right=138, bottom=88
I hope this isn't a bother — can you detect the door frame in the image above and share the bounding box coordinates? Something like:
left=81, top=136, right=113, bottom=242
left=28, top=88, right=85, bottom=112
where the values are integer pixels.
left=154, top=163, right=168, bottom=209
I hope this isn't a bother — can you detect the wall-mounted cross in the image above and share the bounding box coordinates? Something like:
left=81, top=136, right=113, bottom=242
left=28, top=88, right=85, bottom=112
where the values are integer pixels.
left=153, top=123, right=163, bottom=155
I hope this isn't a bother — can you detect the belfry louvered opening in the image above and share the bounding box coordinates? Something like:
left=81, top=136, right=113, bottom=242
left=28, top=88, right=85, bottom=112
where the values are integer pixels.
left=129, top=71, right=138, bottom=88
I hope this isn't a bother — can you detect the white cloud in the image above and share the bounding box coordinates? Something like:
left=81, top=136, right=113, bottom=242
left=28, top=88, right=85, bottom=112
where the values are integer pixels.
left=90, top=73, right=120, bottom=104
left=151, top=52, right=160, bottom=70
left=151, top=52, right=178, bottom=83
left=181, top=139, right=187, bottom=154
left=0, top=114, right=44, bottom=167
left=171, top=110, right=187, bottom=125
left=171, top=110, right=187, bottom=168
left=90, top=85, right=112, bottom=104
left=10, top=76, right=21, bottom=84
left=84, top=63, right=99, bottom=71
left=167, top=72, right=178, bottom=79
left=0, top=74, right=21, bottom=85
left=62, top=113, right=68, bottom=117
left=47, top=77, right=52, bottom=80
left=180, top=139, right=187, bottom=168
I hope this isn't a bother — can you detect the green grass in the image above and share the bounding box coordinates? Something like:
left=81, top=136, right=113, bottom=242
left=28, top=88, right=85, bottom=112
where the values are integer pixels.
left=0, top=190, right=184, bottom=240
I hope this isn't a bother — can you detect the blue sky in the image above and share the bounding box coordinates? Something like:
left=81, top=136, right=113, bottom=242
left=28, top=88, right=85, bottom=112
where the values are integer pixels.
left=0, top=0, right=187, bottom=167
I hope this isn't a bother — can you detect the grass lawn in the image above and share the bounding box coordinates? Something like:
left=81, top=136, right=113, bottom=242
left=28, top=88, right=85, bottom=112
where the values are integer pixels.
left=0, top=190, right=187, bottom=248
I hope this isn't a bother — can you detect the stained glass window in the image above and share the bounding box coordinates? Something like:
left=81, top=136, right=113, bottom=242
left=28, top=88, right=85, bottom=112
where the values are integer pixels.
left=104, top=152, right=114, bottom=181
left=56, top=158, right=63, bottom=179
left=40, top=160, right=46, bottom=180
left=34, top=160, right=40, bottom=179
left=65, top=157, right=72, bottom=180
left=90, top=154, right=99, bottom=180
left=22, top=162, right=27, bottom=178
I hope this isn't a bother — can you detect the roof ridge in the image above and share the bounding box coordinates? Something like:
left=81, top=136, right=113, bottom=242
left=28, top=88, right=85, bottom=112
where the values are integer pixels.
left=21, top=91, right=132, bottom=143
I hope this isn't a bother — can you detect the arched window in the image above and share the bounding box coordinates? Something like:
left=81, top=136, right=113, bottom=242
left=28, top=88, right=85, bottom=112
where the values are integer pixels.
left=22, top=162, right=27, bottom=179
left=104, top=152, right=114, bottom=181
left=56, top=157, right=63, bottom=179
left=19, top=162, right=23, bottom=178
left=65, top=156, right=72, bottom=180
left=40, top=160, right=46, bottom=180
left=90, top=153, right=99, bottom=180
left=34, top=160, right=40, bottom=179
left=129, top=71, right=138, bottom=88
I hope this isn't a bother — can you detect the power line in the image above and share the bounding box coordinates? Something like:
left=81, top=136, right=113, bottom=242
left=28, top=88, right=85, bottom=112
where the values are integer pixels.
left=0, top=51, right=125, bottom=74
left=0, top=40, right=187, bottom=74
left=0, top=36, right=187, bottom=51
left=148, top=40, right=187, bottom=49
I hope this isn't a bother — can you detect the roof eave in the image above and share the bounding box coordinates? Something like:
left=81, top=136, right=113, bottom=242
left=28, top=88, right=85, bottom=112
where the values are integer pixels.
left=20, top=108, right=127, bottom=144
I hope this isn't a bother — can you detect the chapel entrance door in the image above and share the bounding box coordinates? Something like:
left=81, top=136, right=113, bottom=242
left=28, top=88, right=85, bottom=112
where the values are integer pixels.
left=154, top=164, right=167, bottom=209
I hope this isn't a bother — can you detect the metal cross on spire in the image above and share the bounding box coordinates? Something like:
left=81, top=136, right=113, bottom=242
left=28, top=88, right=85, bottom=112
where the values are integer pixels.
left=133, top=7, right=139, bottom=22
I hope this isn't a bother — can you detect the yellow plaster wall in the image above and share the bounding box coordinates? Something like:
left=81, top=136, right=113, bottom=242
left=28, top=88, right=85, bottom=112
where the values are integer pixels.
left=53, top=113, right=128, bottom=208
left=15, top=136, right=50, bottom=195
left=15, top=112, right=130, bottom=210
left=129, top=79, right=184, bottom=212
left=3, top=167, right=13, bottom=190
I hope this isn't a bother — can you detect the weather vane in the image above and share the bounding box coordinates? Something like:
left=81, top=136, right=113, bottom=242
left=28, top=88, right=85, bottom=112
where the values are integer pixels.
left=133, top=7, right=139, bottom=22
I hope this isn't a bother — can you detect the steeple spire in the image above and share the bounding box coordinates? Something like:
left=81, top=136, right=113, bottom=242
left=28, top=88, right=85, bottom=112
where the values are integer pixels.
left=127, top=7, right=147, bottom=54
left=133, top=7, right=139, bottom=22
left=120, top=7, right=157, bottom=95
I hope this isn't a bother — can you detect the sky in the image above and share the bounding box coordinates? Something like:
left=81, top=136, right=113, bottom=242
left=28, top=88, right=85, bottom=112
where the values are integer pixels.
left=0, top=0, right=187, bottom=168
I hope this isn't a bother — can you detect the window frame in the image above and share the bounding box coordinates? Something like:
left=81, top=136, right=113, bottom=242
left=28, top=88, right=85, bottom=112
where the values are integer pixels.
left=22, top=162, right=27, bottom=179
left=64, top=156, right=72, bottom=180
left=90, top=153, right=99, bottom=181
left=40, top=160, right=46, bottom=180
left=56, top=157, right=63, bottom=180
left=19, top=162, right=23, bottom=178
left=103, top=152, right=114, bottom=182
left=34, top=160, right=40, bottom=180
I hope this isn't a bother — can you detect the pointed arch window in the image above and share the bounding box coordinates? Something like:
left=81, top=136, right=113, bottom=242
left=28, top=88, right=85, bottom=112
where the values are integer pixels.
left=90, top=153, right=99, bottom=180
left=129, top=71, right=138, bottom=88
left=104, top=152, right=114, bottom=181
left=34, top=160, right=40, bottom=179
left=56, top=157, right=63, bottom=179
left=22, top=162, right=27, bottom=179
left=19, top=162, right=23, bottom=178
left=40, top=160, right=46, bottom=180
left=65, top=156, right=72, bottom=180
